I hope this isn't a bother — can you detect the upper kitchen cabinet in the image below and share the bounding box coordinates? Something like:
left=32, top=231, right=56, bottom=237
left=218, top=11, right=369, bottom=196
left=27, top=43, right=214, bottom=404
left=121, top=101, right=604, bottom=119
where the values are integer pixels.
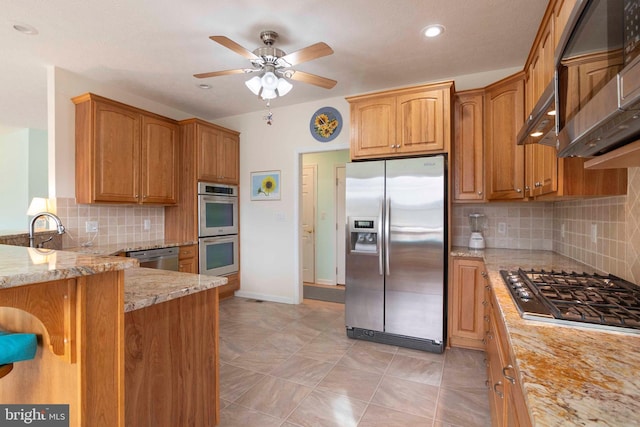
left=453, top=90, right=485, bottom=202
left=553, top=0, right=578, bottom=51
left=194, top=120, right=239, bottom=184
left=73, top=93, right=178, bottom=205
left=484, top=73, right=526, bottom=200
left=347, top=82, right=453, bottom=160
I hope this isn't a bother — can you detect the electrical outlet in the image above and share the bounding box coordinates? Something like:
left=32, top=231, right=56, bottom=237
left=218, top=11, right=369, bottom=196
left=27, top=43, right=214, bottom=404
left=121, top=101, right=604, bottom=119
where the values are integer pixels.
left=85, top=221, right=98, bottom=233
left=498, top=222, right=506, bottom=234
left=143, top=219, right=151, bottom=231
left=591, top=223, right=598, bottom=243
left=561, top=223, right=565, bottom=239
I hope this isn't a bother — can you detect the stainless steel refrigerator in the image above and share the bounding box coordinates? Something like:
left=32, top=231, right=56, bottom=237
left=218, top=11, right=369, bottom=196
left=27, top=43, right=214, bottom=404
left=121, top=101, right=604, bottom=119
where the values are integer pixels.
left=345, top=155, right=446, bottom=353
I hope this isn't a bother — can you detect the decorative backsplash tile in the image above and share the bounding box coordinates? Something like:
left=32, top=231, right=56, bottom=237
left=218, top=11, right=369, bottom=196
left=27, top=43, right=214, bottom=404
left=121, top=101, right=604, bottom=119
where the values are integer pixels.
left=451, top=203, right=554, bottom=250
left=54, top=197, right=164, bottom=249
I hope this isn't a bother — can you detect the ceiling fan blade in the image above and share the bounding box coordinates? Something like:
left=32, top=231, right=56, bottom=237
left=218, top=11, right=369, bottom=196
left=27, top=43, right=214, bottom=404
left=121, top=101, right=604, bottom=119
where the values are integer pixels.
left=289, top=71, right=337, bottom=89
left=278, top=42, right=334, bottom=67
left=210, top=36, right=259, bottom=60
left=194, top=69, right=248, bottom=79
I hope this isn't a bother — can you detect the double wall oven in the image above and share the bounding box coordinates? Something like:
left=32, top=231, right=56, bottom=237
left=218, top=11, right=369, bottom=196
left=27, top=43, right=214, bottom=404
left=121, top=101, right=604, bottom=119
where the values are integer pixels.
left=198, top=182, right=238, bottom=276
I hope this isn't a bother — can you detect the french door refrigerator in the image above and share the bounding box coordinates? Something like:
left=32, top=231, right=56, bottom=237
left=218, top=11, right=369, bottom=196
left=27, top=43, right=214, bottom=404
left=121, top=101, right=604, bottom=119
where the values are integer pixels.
left=345, top=155, right=446, bottom=353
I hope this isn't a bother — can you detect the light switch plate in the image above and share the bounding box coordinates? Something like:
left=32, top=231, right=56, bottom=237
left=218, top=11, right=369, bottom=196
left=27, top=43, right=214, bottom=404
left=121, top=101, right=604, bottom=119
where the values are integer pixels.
left=85, top=221, right=98, bottom=233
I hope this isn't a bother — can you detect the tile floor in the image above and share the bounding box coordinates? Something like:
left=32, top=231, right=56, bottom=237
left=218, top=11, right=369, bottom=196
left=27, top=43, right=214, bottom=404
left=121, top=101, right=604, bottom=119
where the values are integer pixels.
left=218, top=297, right=491, bottom=427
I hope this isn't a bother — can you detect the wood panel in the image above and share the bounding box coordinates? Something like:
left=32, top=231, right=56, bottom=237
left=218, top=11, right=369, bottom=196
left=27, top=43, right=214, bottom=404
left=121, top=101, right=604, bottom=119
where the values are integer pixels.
left=453, top=90, right=484, bottom=202
left=449, top=259, right=486, bottom=350
left=350, top=97, right=396, bottom=158
left=125, top=287, right=219, bottom=427
left=397, top=90, right=445, bottom=152
left=141, top=115, right=179, bottom=204
left=218, top=272, right=240, bottom=300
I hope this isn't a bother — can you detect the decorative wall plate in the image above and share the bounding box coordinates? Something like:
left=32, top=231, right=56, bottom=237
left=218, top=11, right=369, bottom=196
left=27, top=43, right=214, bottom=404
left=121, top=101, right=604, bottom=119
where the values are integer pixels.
left=310, top=107, right=342, bottom=142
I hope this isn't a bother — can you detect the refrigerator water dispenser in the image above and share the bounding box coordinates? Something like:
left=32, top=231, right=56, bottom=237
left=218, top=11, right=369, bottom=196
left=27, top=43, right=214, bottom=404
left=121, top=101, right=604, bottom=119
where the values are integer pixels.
left=349, top=217, right=378, bottom=254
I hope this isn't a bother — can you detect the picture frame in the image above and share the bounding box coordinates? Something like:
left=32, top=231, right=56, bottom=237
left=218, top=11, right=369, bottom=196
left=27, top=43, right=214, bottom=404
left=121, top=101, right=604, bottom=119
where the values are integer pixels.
left=250, top=170, right=281, bottom=201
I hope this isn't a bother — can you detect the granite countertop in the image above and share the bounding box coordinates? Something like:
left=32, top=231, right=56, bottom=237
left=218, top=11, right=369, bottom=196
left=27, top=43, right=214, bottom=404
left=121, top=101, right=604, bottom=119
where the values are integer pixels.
left=66, top=239, right=198, bottom=256
left=124, top=267, right=227, bottom=312
left=451, top=247, right=640, bottom=426
left=0, top=244, right=138, bottom=288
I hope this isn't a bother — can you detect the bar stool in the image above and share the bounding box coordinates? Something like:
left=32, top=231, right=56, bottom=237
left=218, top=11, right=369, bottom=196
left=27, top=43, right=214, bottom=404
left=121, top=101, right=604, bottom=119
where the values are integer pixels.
left=0, top=331, right=37, bottom=378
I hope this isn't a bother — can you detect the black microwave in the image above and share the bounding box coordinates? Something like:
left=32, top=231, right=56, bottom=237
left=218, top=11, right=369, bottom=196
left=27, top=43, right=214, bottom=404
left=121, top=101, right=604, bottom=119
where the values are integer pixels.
left=555, top=0, right=640, bottom=157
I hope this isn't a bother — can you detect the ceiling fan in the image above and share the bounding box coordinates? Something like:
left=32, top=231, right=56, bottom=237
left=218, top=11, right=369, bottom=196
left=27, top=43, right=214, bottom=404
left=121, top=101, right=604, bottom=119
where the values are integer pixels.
left=194, top=30, right=337, bottom=100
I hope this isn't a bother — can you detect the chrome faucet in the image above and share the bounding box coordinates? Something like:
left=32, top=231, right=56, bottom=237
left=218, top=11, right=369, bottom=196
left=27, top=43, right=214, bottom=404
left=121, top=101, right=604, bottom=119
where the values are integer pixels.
left=29, top=212, right=66, bottom=248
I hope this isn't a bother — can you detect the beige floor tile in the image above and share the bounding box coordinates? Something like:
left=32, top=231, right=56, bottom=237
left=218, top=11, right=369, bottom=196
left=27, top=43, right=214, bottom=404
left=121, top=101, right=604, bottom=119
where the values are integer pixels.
left=350, top=338, right=399, bottom=354
left=263, top=328, right=320, bottom=354
left=386, top=354, right=444, bottom=386
left=337, top=346, right=395, bottom=375
left=234, top=375, right=313, bottom=419
left=441, top=362, right=488, bottom=391
left=218, top=403, right=283, bottom=427
left=226, top=341, right=292, bottom=373
left=295, top=335, right=353, bottom=363
left=285, top=389, right=368, bottom=427
left=219, top=363, right=265, bottom=402
left=435, top=387, right=492, bottom=427
left=371, top=375, right=439, bottom=419
left=358, top=404, right=433, bottom=427
left=444, top=347, right=486, bottom=369
left=269, top=355, right=335, bottom=387
left=316, top=364, right=383, bottom=402
left=396, top=345, right=447, bottom=362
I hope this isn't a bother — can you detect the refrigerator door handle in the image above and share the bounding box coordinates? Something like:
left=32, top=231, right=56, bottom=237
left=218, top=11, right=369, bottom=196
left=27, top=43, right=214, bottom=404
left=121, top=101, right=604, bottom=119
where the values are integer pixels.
left=378, top=199, right=384, bottom=276
left=385, top=196, right=390, bottom=276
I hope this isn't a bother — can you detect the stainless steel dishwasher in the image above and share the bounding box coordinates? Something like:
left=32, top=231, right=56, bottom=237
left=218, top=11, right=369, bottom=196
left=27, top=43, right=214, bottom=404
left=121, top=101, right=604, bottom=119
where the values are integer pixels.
left=126, top=247, right=179, bottom=271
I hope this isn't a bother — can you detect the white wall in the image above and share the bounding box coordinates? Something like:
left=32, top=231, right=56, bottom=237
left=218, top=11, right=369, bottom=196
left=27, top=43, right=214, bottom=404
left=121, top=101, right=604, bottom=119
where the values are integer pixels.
left=0, top=129, right=30, bottom=230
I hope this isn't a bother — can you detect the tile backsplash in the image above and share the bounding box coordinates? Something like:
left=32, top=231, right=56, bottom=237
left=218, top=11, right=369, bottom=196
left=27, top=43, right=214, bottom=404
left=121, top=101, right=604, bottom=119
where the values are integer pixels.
left=451, top=203, right=554, bottom=250
left=55, top=197, right=164, bottom=249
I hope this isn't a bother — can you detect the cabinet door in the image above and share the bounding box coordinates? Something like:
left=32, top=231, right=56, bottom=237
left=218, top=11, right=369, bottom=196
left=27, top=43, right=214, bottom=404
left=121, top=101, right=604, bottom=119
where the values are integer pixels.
left=449, top=259, right=486, bottom=349
left=141, top=116, right=178, bottom=204
left=197, top=124, right=221, bottom=181
left=349, top=96, right=396, bottom=159
left=218, top=132, right=239, bottom=184
left=485, top=74, right=526, bottom=200
left=554, top=0, right=578, bottom=50
left=453, top=91, right=484, bottom=201
left=93, top=101, right=140, bottom=203
left=526, top=144, right=557, bottom=198
left=397, top=88, right=447, bottom=153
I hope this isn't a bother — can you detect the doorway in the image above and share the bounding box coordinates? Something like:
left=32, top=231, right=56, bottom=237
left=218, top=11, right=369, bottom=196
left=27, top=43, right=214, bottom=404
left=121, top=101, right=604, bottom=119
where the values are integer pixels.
left=300, top=150, right=349, bottom=303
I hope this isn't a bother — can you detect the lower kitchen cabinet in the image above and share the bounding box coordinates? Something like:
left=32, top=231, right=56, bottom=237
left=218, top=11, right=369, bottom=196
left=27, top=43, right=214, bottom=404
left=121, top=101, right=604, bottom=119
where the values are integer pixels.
left=178, top=244, right=198, bottom=274
left=125, top=288, right=219, bottom=426
left=217, top=272, right=240, bottom=300
left=449, top=258, right=487, bottom=350
left=485, top=285, right=531, bottom=427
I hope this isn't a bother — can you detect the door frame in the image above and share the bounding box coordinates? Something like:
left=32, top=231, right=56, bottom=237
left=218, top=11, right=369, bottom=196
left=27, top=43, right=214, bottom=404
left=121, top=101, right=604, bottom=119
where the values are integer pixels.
left=301, top=163, right=317, bottom=284
left=294, top=144, right=349, bottom=303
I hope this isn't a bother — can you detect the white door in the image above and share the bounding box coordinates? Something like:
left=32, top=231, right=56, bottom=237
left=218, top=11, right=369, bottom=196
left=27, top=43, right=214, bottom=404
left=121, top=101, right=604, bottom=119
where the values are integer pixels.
left=302, top=164, right=317, bottom=283
left=335, top=165, right=346, bottom=285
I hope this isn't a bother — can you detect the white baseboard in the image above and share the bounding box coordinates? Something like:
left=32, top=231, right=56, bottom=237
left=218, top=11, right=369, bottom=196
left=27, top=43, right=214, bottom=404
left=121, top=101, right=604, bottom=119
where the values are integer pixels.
left=233, top=290, right=297, bottom=305
left=314, top=279, right=336, bottom=286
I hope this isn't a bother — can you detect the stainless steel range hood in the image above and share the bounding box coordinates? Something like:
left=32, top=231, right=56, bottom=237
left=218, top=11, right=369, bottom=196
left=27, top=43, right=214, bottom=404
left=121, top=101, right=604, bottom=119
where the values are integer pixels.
left=516, top=79, right=558, bottom=147
left=557, top=54, right=640, bottom=157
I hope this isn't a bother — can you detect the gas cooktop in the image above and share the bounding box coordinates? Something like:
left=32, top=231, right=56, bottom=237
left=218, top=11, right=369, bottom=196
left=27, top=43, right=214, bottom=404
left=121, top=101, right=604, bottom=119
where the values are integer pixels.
left=500, top=269, right=640, bottom=334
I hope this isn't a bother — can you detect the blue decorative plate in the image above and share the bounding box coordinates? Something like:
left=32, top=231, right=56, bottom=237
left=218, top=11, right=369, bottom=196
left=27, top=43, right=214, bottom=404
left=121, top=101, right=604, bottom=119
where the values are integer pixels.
left=310, top=107, right=342, bottom=142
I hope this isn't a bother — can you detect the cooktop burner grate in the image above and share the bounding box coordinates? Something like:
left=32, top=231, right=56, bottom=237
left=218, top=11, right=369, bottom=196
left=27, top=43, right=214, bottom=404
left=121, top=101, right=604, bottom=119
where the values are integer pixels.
left=500, top=269, right=640, bottom=333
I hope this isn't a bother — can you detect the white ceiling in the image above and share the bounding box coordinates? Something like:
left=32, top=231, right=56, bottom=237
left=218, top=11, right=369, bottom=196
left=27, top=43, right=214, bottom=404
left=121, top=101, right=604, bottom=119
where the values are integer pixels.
left=3, top=0, right=548, bottom=130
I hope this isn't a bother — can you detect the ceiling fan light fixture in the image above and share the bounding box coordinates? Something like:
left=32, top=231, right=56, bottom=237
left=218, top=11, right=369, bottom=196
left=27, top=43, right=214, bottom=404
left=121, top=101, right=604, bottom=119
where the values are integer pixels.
left=261, top=71, right=279, bottom=90
left=277, top=78, right=293, bottom=96
left=261, top=88, right=277, bottom=100
left=245, top=75, right=262, bottom=96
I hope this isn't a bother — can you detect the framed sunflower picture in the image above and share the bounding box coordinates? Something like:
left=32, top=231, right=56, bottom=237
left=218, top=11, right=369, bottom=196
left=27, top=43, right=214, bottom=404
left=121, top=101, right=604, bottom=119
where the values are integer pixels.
left=309, top=106, right=342, bottom=142
left=250, top=170, right=281, bottom=201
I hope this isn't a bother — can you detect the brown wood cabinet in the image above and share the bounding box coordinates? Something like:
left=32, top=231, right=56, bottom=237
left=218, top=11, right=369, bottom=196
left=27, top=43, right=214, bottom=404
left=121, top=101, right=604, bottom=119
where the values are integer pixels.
left=453, top=90, right=485, bottom=202
left=485, top=73, right=526, bottom=200
left=347, top=82, right=453, bottom=160
left=178, top=244, right=198, bottom=274
left=125, top=287, right=219, bottom=426
left=73, top=93, right=178, bottom=205
left=485, top=285, right=531, bottom=427
left=196, top=120, right=240, bottom=184
left=448, top=258, right=487, bottom=350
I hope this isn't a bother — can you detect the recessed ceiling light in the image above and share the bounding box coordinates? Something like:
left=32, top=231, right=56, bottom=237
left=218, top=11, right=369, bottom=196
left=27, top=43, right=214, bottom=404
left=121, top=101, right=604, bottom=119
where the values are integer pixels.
left=198, top=84, right=212, bottom=89
left=13, top=22, right=38, bottom=35
left=423, top=24, right=445, bottom=38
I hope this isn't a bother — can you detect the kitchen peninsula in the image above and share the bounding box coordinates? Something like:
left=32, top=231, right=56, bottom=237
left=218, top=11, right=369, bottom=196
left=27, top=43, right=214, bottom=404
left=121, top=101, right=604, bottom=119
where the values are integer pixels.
left=0, top=244, right=226, bottom=427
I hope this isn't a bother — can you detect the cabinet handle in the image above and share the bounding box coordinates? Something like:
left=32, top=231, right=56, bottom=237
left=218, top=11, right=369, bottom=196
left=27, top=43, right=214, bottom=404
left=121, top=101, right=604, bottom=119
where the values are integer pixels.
left=482, top=338, right=487, bottom=345
left=481, top=271, right=487, bottom=278
left=516, top=188, right=522, bottom=193
left=503, top=365, right=516, bottom=384
left=486, top=330, right=493, bottom=339
left=485, top=380, right=490, bottom=390
left=494, top=381, right=504, bottom=399
left=525, top=186, right=530, bottom=192
left=484, top=315, right=489, bottom=322
left=483, top=358, right=489, bottom=367
left=482, top=300, right=489, bottom=306
left=485, top=285, right=490, bottom=291
left=477, top=191, right=483, bottom=196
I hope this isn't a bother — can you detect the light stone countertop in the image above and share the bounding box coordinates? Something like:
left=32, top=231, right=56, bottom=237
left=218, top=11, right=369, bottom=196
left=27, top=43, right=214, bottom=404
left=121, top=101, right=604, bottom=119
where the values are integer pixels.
left=0, top=244, right=137, bottom=288
left=123, top=267, right=227, bottom=312
left=451, top=247, right=640, bottom=426
left=66, top=238, right=198, bottom=256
